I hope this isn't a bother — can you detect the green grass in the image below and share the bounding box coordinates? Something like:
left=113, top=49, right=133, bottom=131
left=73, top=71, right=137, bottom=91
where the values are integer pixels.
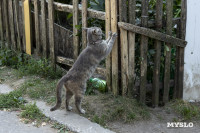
left=170, top=99, right=200, bottom=120
left=0, top=89, right=26, bottom=109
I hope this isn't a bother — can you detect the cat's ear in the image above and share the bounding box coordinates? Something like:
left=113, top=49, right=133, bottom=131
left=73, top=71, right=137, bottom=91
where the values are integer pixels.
left=82, top=27, right=89, bottom=31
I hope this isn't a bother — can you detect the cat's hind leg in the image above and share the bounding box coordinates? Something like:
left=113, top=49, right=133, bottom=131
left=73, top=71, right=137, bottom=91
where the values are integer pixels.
left=65, top=86, right=74, bottom=111
left=75, top=93, right=85, bottom=114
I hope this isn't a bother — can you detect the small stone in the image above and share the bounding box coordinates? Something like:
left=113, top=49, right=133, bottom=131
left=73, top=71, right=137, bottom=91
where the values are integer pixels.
left=42, top=122, right=46, bottom=127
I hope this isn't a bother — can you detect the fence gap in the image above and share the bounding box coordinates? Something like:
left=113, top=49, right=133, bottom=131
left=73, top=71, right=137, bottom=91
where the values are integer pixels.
left=152, top=0, right=163, bottom=107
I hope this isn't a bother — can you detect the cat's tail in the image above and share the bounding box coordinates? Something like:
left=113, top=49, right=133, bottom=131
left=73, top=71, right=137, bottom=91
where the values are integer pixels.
left=50, top=75, right=69, bottom=111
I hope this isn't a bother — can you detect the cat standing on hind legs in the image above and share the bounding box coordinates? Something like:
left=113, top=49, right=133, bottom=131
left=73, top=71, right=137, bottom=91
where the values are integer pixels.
left=50, top=27, right=117, bottom=114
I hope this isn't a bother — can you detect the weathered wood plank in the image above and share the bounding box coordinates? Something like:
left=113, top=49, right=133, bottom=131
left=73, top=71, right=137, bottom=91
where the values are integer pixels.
left=120, top=28, right=128, bottom=96
left=21, top=0, right=26, bottom=51
left=53, top=2, right=105, bottom=20
left=119, top=0, right=128, bottom=96
left=41, top=0, right=47, bottom=57
left=128, top=0, right=136, bottom=97
left=3, top=0, right=10, bottom=48
left=34, top=0, right=41, bottom=55
left=56, top=56, right=106, bottom=76
left=48, top=0, right=56, bottom=69
left=152, top=0, right=163, bottom=107
left=14, top=0, right=21, bottom=51
left=163, top=0, right=173, bottom=104
left=140, top=0, right=149, bottom=104
left=9, top=0, right=16, bottom=50
left=177, top=0, right=187, bottom=99
left=82, top=0, right=87, bottom=49
left=0, top=0, right=4, bottom=47
left=73, top=0, right=79, bottom=59
left=111, top=0, right=119, bottom=95
left=105, top=0, right=112, bottom=91
left=118, top=22, right=187, bottom=47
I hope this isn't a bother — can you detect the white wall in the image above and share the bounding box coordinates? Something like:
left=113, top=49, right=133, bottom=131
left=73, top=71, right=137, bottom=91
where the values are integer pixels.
left=184, top=0, right=200, bottom=101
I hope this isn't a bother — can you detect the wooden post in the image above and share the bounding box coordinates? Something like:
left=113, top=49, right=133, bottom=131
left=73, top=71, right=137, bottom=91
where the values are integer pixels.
left=21, top=0, right=26, bottom=51
left=82, top=0, right=87, bottom=49
left=48, top=0, right=56, bottom=69
left=128, top=0, right=136, bottom=97
left=34, top=0, right=41, bottom=55
left=105, top=0, right=112, bottom=91
left=23, top=0, right=32, bottom=55
left=73, top=0, right=79, bottom=59
left=119, top=0, right=128, bottom=96
left=14, top=0, right=21, bottom=51
left=0, top=0, right=4, bottom=47
left=152, top=0, right=163, bottom=107
left=41, top=0, right=47, bottom=58
left=111, top=0, right=119, bottom=95
left=140, top=0, right=149, bottom=104
left=177, top=0, right=187, bottom=98
left=8, top=0, right=16, bottom=50
left=163, top=0, right=173, bottom=104
left=3, top=0, right=11, bottom=48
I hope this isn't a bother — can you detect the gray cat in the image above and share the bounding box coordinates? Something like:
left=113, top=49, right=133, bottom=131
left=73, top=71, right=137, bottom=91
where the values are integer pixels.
left=50, top=27, right=117, bottom=114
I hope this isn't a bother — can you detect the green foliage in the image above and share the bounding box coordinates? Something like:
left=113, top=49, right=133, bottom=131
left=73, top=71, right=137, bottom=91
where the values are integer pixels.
left=171, top=100, right=200, bottom=120
left=0, top=90, right=26, bottom=109
left=20, top=103, right=45, bottom=121
left=0, top=48, right=63, bottom=79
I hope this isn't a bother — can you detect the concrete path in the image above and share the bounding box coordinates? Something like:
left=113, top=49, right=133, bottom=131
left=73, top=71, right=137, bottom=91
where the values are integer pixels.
left=0, top=83, right=115, bottom=133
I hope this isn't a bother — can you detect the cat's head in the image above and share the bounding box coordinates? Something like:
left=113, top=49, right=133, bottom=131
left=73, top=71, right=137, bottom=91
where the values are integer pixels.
left=83, top=27, right=103, bottom=45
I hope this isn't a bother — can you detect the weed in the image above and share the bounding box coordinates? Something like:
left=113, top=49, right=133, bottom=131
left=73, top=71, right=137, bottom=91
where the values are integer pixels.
left=170, top=99, right=200, bottom=120
left=51, top=122, right=72, bottom=133
left=20, top=102, right=46, bottom=126
left=0, top=90, right=26, bottom=109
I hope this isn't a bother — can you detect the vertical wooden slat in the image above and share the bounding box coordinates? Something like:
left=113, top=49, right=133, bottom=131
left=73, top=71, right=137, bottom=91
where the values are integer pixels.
left=177, top=0, right=187, bottom=99
left=140, top=0, right=149, bottom=104
left=105, top=0, right=112, bottom=91
left=14, top=0, right=21, bottom=51
left=34, top=0, right=41, bottom=55
left=73, top=0, right=79, bottom=59
left=82, top=0, right=87, bottom=49
left=128, top=0, right=136, bottom=97
left=48, top=0, right=56, bottom=69
left=21, top=0, right=26, bottom=51
left=9, top=0, right=16, bottom=50
left=41, top=0, right=47, bottom=58
left=152, top=0, right=163, bottom=107
left=3, top=0, right=11, bottom=48
left=119, top=0, right=128, bottom=96
left=163, top=0, right=173, bottom=104
left=111, top=0, right=119, bottom=95
left=0, top=0, right=4, bottom=47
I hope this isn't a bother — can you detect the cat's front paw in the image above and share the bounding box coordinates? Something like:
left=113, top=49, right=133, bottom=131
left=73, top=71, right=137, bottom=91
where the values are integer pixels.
left=112, top=33, right=118, bottom=37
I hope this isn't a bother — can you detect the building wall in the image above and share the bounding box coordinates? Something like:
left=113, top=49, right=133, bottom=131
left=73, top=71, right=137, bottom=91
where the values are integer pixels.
left=184, top=0, right=200, bottom=101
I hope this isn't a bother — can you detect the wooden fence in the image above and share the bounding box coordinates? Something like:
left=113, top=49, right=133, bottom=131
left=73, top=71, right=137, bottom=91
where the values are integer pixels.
left=0, top=0, right=187, bottom=106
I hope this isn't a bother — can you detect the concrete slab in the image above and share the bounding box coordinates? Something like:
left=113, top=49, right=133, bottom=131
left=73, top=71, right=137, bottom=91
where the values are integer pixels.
left=0, top=111, right=56, bottom=133
left=35, top=101, right=115, bottom=133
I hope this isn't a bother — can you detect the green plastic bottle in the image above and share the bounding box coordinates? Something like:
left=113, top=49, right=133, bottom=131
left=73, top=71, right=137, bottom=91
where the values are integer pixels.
left=89, top=78, right=107, bottom=93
